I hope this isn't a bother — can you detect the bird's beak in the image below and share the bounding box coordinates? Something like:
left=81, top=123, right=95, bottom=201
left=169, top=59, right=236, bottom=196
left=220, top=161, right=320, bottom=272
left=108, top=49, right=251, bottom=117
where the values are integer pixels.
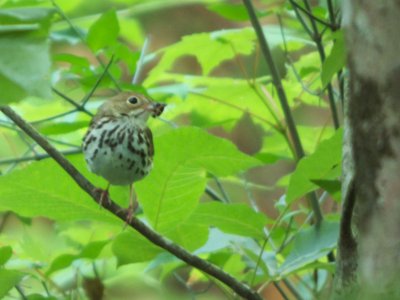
left=146, top=102, right=166, bottom=118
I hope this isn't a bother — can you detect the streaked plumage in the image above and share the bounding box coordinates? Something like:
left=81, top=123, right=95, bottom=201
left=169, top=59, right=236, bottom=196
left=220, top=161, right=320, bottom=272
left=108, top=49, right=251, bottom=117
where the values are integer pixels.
left=82, top=92, right=165, bottom=187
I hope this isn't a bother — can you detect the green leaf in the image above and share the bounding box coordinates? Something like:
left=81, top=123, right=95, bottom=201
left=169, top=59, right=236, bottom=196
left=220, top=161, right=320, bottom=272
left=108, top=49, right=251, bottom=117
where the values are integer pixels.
left=280, top=221, right=339, bottom=275
left=207, top=3, right=251, bottom=21
left=37, top=121, right=88, bottom=135
left=190, top=202, right=268, bottom=239
left=147, top=28, right=255, bottom=78
left=0, top=155, right=119, bottom=223
left=163, top=221, right=209, bottom=251
left=0, top=269, right=24, bottom=298
left=112, top=232, right=163, bottom=265
left=286, top=129, right=342, bottom=203
left=311, top=179, right=341, bottom=201
left=87, top=9, right=120, bottom=52
left=321, top=31, right=346, bottom=87
left=0, top=246, right=12, bottom=266
left=0, top=33, right=51, bottom=104
left=0, top=7, right=54, bottom=25
left=46, top=240, right=109, bottom=275
left=136, top=127, right=262, bottom=232
left=53, top=53, right=90, bottom=68
left=0, top=7, right=54, bottom=104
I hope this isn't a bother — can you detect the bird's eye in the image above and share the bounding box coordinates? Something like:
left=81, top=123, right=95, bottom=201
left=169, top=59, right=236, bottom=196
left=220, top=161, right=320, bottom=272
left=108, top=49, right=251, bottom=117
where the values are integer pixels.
left=127, top=96, right=138, bottom=104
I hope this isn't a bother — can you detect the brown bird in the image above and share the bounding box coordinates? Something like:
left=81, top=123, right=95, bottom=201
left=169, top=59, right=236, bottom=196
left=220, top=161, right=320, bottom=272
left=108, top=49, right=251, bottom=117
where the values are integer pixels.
left=82, top=92, right=166, bottom=215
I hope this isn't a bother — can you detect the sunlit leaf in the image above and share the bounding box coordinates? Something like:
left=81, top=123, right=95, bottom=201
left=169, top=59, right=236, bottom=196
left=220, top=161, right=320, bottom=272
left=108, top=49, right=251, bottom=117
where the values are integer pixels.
left=207, top=3, right=254, bottom=21
left=112, top=231, right=163, bottom=265
left=136, top=127, right=262, bottom=232
left=0, top=246, right=12, bottom=266
left=46, top=240, right=109, bottom=274
left=0, top=269, right=24, bottom=298
left=0, top=7, right=53, bottom=103
left=286, top=128, right=342, bottom=203
left=0, top=155, right=119, bottom=223
left=321, top=31, right=346, bottom=87
left=190, top=202, right=268, bottom=239
left=87, top=9, right=120, bottom=52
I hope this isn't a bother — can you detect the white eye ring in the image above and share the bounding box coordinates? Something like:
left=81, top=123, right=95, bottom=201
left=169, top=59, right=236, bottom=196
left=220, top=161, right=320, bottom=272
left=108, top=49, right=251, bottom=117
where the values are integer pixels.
left=127, top=96, right=138, bottom=104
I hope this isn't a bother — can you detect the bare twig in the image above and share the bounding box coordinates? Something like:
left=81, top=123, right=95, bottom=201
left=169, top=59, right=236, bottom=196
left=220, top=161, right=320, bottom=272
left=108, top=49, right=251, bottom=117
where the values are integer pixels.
left=0, top=105, right=262, bottom=300
left=242, top=0, right=323, bottom=226
left=132, top=37, right=150, bottom=84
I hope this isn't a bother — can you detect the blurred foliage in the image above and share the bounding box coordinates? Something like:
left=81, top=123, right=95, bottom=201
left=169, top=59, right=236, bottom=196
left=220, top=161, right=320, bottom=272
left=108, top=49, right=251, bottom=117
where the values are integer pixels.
left=0, top=0, right=345, bottom=299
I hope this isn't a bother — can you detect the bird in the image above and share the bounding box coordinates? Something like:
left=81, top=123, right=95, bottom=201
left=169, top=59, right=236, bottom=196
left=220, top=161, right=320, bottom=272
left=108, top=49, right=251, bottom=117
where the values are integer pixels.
left=82, top=91, right=166, bottom=217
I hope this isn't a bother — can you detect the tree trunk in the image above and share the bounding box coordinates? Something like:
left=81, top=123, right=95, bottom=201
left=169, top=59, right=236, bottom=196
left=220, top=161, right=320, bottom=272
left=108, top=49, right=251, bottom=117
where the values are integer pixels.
left=334, top=1, right=400, bottom=298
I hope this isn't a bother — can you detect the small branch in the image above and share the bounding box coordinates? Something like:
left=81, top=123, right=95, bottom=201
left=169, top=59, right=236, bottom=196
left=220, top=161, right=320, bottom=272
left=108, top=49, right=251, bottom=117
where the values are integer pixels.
left=289, top=0, right=334, bottom=29
left=243, top=0, right=304, bottom=160
left=15, top=285, right=28, bottom=300
left=0, top=105, right=262, bottom=300
left=300, top=0, right=340, bottom=129
left=132, top=37, right=150, bottom=84
left=242, top=0, right=323, bottom=226
left=205, top=186, right=224, bottom=202
left=52, top=88, right=93, bottom=117
left=51, top=0, right=121, bottom=91
left=0, top=149, right=81, bottom=165
left=81, top=56, right=115, bottom=106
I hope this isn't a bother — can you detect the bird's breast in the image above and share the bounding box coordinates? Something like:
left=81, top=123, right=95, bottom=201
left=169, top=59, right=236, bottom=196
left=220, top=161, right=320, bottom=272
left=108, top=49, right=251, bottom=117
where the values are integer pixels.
left=82, top=117, right=154, bottom=185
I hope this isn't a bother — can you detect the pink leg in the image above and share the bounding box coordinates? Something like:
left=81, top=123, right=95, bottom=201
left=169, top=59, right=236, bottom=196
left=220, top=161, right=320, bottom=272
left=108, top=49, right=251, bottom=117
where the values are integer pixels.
left=94, top=183, right=110, bottom=207
left=126, top=184, right=137, bottom=223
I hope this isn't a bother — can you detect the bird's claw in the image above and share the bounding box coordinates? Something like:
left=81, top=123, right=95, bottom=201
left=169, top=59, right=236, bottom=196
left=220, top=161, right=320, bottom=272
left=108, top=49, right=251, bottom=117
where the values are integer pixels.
left=94, top=188, right=110, bottom=207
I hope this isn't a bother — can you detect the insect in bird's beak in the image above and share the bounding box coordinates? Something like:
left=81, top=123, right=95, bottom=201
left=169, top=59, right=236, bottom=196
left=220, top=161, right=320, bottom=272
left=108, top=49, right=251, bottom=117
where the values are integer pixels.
left=146, top=102, right=166, bottom=118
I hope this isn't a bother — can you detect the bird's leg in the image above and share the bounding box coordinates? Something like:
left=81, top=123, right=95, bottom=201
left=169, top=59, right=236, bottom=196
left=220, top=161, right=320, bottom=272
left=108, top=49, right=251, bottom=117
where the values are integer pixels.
left=126, top=184, right=138, bottom=223
left=94, top=182, right=111, bottom=207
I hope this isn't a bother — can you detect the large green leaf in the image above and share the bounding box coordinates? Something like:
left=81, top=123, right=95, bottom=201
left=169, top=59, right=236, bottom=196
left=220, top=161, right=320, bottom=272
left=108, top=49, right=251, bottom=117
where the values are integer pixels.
left=0, top=155, right=119, bottom=223
left=321, top=31, right=346, bottom=88
left=207, top=3, right=258, bottom=21
left=190, top=202, right=269, bottom=239
left=0, top=246, right=12, bottom=266
left=87, top=9, right=120, bottom=52
left=286, top=128, right=342, bottom=203
left=0, top=269, right=24, bottom=298
left=112, top=231, right=163, bottom=265
left=147, top=28, right=255, bottom=79
left=46, top=240, right=109, bottom=275
left=136, top=127, right=262, bottom=232
left=279, top=221, right=339, bottom=275
left=0, top=7, right=53, bottom=104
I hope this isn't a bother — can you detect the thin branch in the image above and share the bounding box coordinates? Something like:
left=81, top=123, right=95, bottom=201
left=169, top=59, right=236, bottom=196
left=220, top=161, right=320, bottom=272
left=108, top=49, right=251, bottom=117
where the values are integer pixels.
left=52, top=87, right=93, bottom=117
left=29, top=109, right=80, bottom=125
left=205, top=186, right=224, bottom=202
left=132, top=37, right=150, bottom=84
left=243, top=0, right=304, bottom=159
left=0, top=149, right=81, bottom=165
left=0, top=106, right=262, bottom=300
left=81, top=56, right=115, bottom=106
left=273, top=282, right=290, bottom=300
left=301, top=0, right=340, bottom=129
left=242, top=0, right=323, bottom=226
left=15, top=285, right=28, bottom=300
left=212, top=175, right=231, bottom=203
left=326, top=0, right=337, bottom=29
left=50, top=0, right=121, bottom=91
left=289, top=0, right=334, bottom=29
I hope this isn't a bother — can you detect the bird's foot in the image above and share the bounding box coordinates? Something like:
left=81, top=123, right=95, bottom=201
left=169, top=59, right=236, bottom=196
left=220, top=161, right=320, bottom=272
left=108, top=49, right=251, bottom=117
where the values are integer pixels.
left=94, top=188, right=110, bottom=207
left=121, top=201, right=139, bottom=229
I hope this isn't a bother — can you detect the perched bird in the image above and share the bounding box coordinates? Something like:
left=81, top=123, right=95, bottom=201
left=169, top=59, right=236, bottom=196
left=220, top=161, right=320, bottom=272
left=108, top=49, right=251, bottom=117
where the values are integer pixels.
left=82, top=92, right=166, bottom=215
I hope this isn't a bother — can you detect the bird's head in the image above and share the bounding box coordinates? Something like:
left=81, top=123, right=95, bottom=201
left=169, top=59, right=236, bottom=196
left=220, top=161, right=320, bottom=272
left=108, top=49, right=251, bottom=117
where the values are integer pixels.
left=96, top=92, right=166, bottom=124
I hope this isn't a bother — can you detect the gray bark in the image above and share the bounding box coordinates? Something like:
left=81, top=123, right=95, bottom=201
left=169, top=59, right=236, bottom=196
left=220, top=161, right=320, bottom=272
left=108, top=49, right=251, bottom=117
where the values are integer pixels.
left=333, top=1, right=400, bottom=298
